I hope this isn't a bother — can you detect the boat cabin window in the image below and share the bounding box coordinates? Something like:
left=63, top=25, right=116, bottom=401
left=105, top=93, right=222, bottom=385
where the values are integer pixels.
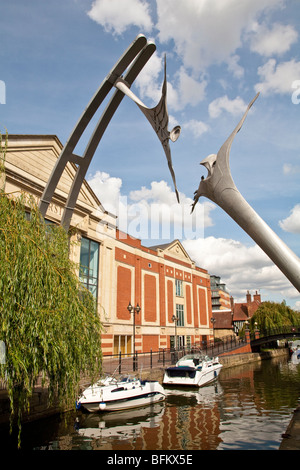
left=111, top=387, right=125, bottom=392
left=168, top=369, right=196, bottom=379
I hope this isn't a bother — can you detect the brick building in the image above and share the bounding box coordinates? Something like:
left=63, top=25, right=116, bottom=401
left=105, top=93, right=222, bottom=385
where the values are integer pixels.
left=232, top=291, right=262, bottom=333
left=3, top=135, right=214, bottom=355
left=210, top=275, right=234, bottom=339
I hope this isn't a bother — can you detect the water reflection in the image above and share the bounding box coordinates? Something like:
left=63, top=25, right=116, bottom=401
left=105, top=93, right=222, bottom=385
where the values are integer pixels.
left=217, top=357, right=300, bottom=450
left=76, top=402, right=165, bottom=443
left=2, top=355, right=299, bottom=450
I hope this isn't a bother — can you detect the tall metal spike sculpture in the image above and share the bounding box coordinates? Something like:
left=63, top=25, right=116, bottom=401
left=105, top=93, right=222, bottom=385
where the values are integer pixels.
left=192, top=92, right=300, bottom=293
left=38, top=35, right=180, bottom=231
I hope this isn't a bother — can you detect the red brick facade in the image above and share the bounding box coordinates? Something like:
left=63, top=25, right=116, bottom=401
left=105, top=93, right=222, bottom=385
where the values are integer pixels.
left=101, top=232, right=213, bottom=355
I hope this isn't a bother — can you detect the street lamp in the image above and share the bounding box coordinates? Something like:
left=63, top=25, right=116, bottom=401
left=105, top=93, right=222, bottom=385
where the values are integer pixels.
left=127, top=302, right=141, bottom=371
left=210, top=317, right=216, bottom=343
left=172, top=314, right=178, bottom=350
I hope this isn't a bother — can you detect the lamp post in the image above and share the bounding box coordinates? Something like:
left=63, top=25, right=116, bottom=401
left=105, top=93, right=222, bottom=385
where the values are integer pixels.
left=172, top=314, right=178, bottom=364
left=210, top=317, right=216, bottom=344
left=127, top=302, right=141, bottom=371
left=172, top=314, right=178, bottom=350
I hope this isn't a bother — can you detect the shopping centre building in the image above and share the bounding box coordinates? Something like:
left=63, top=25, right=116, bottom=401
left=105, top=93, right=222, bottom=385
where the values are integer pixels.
left=3, top=134, right=214, bottom=355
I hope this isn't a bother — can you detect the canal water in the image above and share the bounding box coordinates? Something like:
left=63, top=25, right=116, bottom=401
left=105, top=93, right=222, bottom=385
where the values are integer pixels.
left=2, top=355, right=300, bottom=451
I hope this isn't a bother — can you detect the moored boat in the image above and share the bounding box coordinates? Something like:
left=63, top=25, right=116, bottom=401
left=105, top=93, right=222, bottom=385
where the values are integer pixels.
left=76, top=375, right=166, bottom=412
left=291, top=347, right=300, bottom=364
left=163, top=354, right=222, bottom=387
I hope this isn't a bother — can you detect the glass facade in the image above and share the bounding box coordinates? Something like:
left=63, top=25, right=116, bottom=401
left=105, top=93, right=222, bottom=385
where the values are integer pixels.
left=79, top=237, right=99, bottom=299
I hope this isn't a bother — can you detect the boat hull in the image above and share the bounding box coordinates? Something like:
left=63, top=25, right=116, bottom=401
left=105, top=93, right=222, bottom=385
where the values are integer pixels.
left=82, top=391, right=165, bottom=413
left=163, top=364, right=222, bottom=387
left=77, top=378, right=166, bottom=413
left=163, top=354, right=223, bottom=387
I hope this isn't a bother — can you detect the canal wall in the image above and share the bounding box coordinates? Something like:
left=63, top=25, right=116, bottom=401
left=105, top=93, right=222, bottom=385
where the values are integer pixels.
left=219, top=347, right=290, bottom=368
left=0, top=348, right=291, bottom=428
left=279, top=404, right=300, bottom=450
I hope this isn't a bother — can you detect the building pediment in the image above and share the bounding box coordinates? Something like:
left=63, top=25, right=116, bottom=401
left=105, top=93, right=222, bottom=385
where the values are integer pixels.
left=150, top=239, right=194, bottom=264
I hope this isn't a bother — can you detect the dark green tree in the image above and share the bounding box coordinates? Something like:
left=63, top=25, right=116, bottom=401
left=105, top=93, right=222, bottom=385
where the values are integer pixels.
left=250, top=300, right=300, bottom=333
left=0, top=131, right=102, bottom=445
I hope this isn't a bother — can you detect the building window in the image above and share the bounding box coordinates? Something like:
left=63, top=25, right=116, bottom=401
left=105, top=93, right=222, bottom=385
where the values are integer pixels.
left=114, top=335, right=131, bottom=356
left=79, top=237, right=99, bottom=299
left=176, top=304, right=184, bottom=326
left=175, top=279, right=183, bottom=297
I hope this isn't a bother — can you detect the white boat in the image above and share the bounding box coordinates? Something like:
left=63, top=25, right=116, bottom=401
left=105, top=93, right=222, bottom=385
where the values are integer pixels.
left=76, top=375, right=166, bottom=412
left=290, top=340, right=300, bottom=354
left=291, top=347, right=300, bottom=364
left=163, top=354, right=223, bottom=387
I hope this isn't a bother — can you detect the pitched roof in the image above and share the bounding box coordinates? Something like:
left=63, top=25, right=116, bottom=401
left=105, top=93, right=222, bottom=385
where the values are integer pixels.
left=212, top=310, right=234, bottom=330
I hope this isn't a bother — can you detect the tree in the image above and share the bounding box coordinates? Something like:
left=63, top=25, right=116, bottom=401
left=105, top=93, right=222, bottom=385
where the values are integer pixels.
left=249, top=301, right=300, bottom=333
left=0, top=132, right=102, bottom=446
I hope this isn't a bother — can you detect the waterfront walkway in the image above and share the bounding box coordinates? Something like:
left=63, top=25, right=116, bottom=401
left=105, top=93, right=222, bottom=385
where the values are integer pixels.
left=280, top=404, right=300, bottom=450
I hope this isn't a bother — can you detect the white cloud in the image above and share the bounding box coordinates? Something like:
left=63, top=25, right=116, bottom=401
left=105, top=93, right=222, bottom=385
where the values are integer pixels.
left=255, top=58, right=300, bottom=95
left=182, top=236, right=299, bottom=302
left=156, top=0, right=284, bottom=74
left=87, top=0, right=153, bottom=35
left=172, top=67, right=207, bottom=111
left=294, top=300, right=300, bottom=311
left=208, top=95, right=248, bottom=118
left=135, top=51, right=164, bottom=106
left=88, top=171, right=215, bottom=241
left=182, top=119, right=210, bottom=139
left=283, top=163, right=300, bottom=175
left=87, top=170, right=122, bottom=214
left=279, top=204, right=300, bottom=234
left=249, top=22, right=298, bottom=56
left=226, top=55, right=245, bottom=79
left=136, top=60, right=207, bottom=112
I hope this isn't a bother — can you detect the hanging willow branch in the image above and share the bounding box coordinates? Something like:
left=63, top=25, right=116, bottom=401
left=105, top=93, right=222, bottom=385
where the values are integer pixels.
left=0, top=136, right=102, bottom=446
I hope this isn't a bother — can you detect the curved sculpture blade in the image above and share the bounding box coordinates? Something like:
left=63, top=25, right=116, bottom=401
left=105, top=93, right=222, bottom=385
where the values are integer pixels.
left=191, top=93, right=259, bottom=213
left=217, top=92, right=260, bottom=171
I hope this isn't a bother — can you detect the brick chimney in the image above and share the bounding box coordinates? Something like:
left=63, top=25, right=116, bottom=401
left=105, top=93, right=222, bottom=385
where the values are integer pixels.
left=253, top=291, right=261, bottom=303
left=246, top=291, right=251, bottom=304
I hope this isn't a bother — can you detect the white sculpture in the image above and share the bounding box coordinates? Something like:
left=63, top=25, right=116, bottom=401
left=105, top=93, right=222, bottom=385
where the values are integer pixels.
left=114, top=55, right=180, bottom=202
left=192, top=93, right=300, bottom=293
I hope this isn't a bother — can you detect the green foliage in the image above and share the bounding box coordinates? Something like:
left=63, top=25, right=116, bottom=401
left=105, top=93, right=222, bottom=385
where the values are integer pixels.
left=0, top=166, right=102, bottom=444
left=250, top=301, right=300, bottom=333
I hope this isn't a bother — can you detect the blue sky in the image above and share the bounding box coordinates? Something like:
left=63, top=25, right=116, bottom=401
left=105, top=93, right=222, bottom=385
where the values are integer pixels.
left=1, top=0, right=300, bottom=308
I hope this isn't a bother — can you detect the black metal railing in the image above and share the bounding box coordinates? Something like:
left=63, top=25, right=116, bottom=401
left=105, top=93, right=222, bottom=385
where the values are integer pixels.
left=102, top=334, right=248, bottom=375
left=250, top=324, right=300, bottom=347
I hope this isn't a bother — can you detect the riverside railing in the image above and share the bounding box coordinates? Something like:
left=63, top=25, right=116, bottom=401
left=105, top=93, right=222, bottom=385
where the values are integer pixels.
left=102, top=334, right=248, bottom=375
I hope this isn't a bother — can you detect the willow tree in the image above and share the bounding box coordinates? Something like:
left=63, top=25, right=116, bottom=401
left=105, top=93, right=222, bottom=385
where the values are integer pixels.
left=249, top=301, right=300, bottom=333
left=0, top=132, right=102, bottom=444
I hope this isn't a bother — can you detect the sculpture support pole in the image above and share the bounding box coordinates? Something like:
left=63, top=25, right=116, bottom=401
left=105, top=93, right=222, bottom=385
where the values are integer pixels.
left=38, top=35, right=155, bottom=230
left=218, top=187, right=300, bottom=292
left=192, top=93, right=300, bottom=293
left=39, top=35, right=180, bottom=230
